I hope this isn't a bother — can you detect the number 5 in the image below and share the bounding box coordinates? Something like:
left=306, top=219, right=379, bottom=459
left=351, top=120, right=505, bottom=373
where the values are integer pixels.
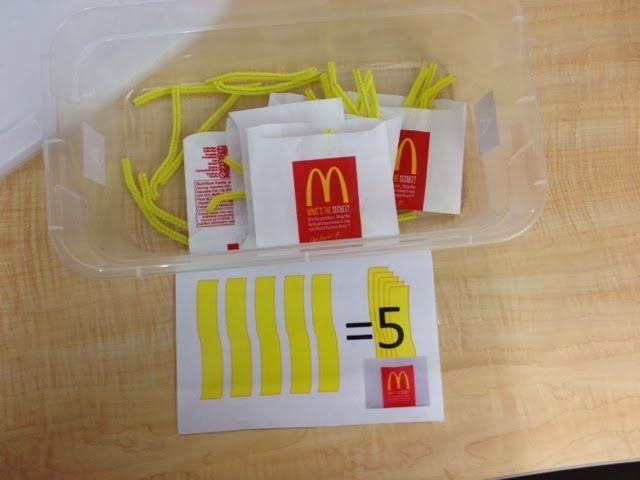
left=378, top=307, right=404, bottom=349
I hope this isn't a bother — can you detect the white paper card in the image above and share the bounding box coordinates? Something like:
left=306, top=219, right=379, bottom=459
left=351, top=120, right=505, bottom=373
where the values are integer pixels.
left=176, top=251, right=444, bottom=434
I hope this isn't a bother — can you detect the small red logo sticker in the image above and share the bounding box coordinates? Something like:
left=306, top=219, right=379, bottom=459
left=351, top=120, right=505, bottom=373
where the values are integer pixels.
left=393, top=130, right=430, bottom=211
left=292, top=157, right=362, bottom=243
left=381, top=365, right=416, bottom=408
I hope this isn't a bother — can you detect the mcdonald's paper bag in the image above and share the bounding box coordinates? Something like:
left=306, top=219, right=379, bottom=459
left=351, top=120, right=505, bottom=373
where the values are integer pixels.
left=183, top=132, right=249, bottom=253
left=246, top=122, right=399, bottom=248
left=226, top=99, right=345, bottom=248
left=385, top=99, right=467, bottom=215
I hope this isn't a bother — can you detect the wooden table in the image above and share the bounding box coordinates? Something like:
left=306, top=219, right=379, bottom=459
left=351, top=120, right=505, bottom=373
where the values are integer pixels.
left=2, top=1, right=640, bottom=479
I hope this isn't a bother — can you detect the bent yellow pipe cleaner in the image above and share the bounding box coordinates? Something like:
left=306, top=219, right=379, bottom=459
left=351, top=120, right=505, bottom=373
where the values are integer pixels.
left=305, top=88, right=318, bottom=100
left=133, top=84, right=220, bottom=107
left=121, top=158, right=188, bottom=246
left=207, top=68, right=318, bottom=84
left=156, top=93, right=242, bottom=190
left=418, top=74, right=456, bottom=109
left=197, top=93, right=242, bottom=133
left=364, top=70, right=380, bottom=118
left=138, top=172, right=188, bottom=230
left=423, top=63, right=438, bottom=96
left=211, top=71, right=320, bottom=96
left=207, top=191, right=246, bottom=214
left=223, top=156, right=244, bottom=175
left=404, top=66, right=430, bottom=108
left=320, top=73, right=334, bottom=98
left=397, top=211, right=418, bottom=223
left=149, top=87, right=182, bottom=199
left=353, top=67, right=371, bottom=117
left=327, top=61, right=358, bottom=115
left=133, top=86, right=173, bottom=107
left=178, top=84, right=221, bottom=95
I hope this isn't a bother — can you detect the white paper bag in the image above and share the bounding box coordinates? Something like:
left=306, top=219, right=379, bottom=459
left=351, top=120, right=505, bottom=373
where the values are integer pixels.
left=246, top=122, right=399, bottom=248
left=183, top=132, right=249, bottom=253
left=226, top=99, right=345, bottom=248
left=386, top=99, right=467, bottom=214
left=267, top=93, right=468, bottom=214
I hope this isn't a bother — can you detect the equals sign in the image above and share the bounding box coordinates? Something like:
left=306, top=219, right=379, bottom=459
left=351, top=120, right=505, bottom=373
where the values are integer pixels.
left=346, top=322, right=373, bottom=341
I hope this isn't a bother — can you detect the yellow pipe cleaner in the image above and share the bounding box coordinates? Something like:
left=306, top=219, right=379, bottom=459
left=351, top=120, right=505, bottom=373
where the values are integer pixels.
left=327, top=61, right=358, bottom=115
left=121, top=158, right=188, bottom=246
left=148, top=87, right=182, bottom=199
left=397, top=211, right=418, bottom=223
left=207, top=68, right=318, bottom=84
left=156, top=93, right=242, bottom=191
left=404, top=66, right=430, bottom=108
left=418, top=74, right=456, bottom=109
left=133, top=84, right=221, bottom=107
left=223, top=156, right=244, bottom=175
left=365, top=71, right=381, bottom=118
left=207, top=192, right=247, bottom=213
left=353, top=67, right=371, bottom=117
left=138, top=172, right=188, bottom=231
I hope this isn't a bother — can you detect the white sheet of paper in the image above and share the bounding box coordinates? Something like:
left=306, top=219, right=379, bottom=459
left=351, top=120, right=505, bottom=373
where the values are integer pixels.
left=176, top=251, right=443, bottom=434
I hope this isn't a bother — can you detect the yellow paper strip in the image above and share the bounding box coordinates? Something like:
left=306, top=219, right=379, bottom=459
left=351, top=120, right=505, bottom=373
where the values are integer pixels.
left=255, top=277, right=283, bottom=396
left=284, top=276, right=312, bottom=394
left=311, top=275, right=340, bottom=393
left=368, top=268, right=417, bottom=359
left=226, top=278, right=252, bottom=397
left=197, top=280, right=224, bottom=399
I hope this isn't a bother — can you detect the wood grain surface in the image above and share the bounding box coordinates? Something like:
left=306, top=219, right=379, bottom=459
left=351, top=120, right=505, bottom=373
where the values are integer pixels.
left=2, top=1, right=640, bottom=479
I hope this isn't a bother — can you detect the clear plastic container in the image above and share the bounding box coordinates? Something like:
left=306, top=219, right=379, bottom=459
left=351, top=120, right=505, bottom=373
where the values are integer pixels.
left=43, top=0, right=548, bottom=278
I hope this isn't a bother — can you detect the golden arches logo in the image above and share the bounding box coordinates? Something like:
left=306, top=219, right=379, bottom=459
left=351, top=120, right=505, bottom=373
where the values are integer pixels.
left=305, top=167, right=350, bottom=207
left=386, top=370, right=411, bottom=391
left=394, top=138, right=418, bottom=175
